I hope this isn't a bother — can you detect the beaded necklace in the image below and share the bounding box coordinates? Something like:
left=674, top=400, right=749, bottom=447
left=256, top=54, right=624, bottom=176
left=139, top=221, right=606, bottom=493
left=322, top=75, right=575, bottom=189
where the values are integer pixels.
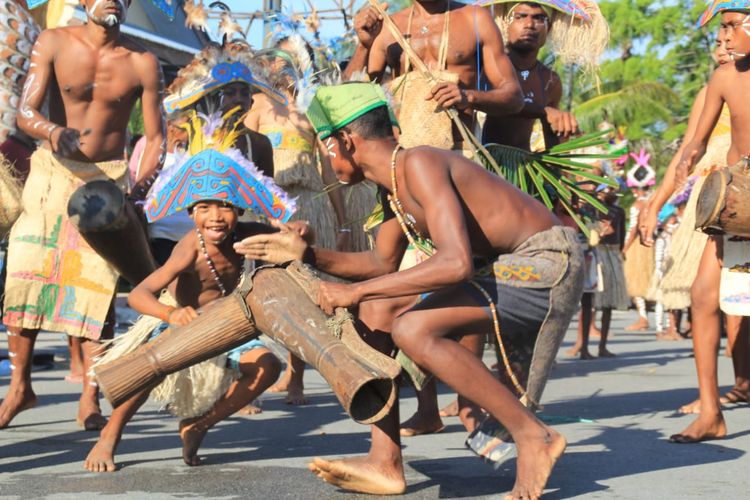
left=196, top=228, right=243, bottom=296
left=386, top=144, right=529, bottom=403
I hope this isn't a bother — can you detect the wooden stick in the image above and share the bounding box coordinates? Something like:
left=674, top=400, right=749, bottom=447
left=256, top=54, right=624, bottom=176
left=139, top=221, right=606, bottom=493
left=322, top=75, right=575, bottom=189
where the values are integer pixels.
left=365, top=0, right=503, bottom=175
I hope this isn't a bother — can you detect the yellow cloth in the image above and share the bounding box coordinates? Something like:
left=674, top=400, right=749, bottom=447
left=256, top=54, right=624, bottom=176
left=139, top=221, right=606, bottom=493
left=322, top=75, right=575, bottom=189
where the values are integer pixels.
left=3, top=148, right=128, bottom=340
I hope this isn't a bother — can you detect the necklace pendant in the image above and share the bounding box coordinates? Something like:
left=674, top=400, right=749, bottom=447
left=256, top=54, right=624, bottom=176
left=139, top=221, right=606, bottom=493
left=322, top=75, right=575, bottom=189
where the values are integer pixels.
left=520, top=70, right=530, bottom=81
left=406, top=213, right=417, bottom=225
left=420, top=25, right=429, bottom=35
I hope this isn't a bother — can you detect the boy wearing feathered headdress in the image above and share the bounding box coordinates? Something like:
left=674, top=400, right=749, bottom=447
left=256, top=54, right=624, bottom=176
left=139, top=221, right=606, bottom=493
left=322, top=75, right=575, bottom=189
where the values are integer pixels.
left=666, top=2, right=750, bottom=444
left=84, top=111, right=299, bottom=472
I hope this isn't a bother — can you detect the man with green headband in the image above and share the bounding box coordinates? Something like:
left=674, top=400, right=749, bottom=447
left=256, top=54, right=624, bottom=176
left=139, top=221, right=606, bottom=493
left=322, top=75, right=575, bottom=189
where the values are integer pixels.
left=235, top=82, right=584, bottom=498
left=484, top=2, right=580, bottom=149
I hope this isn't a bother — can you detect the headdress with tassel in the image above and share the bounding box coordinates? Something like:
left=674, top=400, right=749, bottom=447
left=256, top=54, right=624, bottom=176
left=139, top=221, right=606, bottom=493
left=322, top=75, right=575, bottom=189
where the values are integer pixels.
left=482, top=0, right=609, bottom=75
left=145, top=109, right=296, bottom=223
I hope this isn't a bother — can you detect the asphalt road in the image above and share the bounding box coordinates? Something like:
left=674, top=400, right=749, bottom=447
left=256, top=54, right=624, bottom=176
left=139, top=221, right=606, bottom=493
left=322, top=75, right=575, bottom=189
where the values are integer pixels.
left=1, top=309, right=749, bottom=499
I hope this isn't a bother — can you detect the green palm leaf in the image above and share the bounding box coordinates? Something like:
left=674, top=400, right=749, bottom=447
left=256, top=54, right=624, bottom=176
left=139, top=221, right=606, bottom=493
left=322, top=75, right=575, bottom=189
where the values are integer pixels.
left=480, top=129, right=620, bottom=234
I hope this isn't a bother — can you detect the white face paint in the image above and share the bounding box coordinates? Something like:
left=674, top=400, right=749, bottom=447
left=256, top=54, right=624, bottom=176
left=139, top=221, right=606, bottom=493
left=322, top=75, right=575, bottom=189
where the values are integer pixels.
left=87, top=0, right=128, bottom=27
left=325, top=137, right=337, bottom=159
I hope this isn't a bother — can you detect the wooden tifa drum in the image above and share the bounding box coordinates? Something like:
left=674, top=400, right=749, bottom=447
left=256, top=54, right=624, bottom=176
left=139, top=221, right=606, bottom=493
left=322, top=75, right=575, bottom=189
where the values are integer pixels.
left=695, top=158, right=750, bottom=238
left=67, top=180, right=158, bottom=286
left=94, top=262, right=401, bottom=425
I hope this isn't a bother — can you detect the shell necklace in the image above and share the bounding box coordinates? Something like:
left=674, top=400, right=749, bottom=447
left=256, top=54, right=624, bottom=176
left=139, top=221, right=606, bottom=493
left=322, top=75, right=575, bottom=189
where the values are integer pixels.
left=196, top=228, right=243, bottom=296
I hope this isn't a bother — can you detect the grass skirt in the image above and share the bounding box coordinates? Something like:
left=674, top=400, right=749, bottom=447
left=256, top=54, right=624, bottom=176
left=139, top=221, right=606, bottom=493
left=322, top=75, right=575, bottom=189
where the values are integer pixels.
left=0, top=152, right=22, bottom=240
left=624, top=240, right=654, bottom=299
left=594, top=244, right=630, bottom=310
left=93, top=292, right=237, bottom=419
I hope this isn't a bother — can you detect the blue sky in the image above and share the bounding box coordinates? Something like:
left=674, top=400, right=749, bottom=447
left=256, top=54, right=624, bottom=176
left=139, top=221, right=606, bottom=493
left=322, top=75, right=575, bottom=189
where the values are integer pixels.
left=219, top=1, right=369, bottom=47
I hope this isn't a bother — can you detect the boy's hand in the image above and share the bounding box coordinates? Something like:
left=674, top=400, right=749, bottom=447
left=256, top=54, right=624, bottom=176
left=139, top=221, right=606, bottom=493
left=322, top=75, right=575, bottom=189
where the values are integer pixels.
left=317, top=281, right=360, bottom=315
left=167, top=306, right=199, bottom=326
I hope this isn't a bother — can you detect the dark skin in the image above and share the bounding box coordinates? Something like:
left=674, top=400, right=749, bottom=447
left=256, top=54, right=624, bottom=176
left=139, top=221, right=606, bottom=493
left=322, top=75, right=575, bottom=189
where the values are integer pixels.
left=483, top=3, right=579, bottom=148
left=669, top=12, right=750, bottom=444
left=1, top=0, right=164, bottom=431
left=236, top=124, right=566, bottom=499
left=84, top=202, right=286, bottom=472
left=346, top=0, right=523, bottom=140
left=217, top=83, right=274, bottom=178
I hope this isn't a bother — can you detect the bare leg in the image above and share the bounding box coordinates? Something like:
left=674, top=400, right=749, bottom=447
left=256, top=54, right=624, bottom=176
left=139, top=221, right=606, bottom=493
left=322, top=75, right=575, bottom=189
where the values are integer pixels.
left=721, top=316, right=750, bottom=404
left=268, top=353, right=307, bottom=405
left=393, top=287, right=566, bottom=499
left=590, top=310, right=602, bottom=339
left=659, top=310, right=682, bottom=341
left=84, top=388, right=152, bottom=472
left=0, top=328, right=39, bottom=429
left=670, top=236, right=726, bottom=443
left=180, top=348, right=281, bottom=466
left=399, top=377, right=445, bottom=437
left=66, top=336, right=84, bottom=383
left=598, top=308, right=616, bottom=357
left=625, top=297, right=650, bottom=331
left=308, top=297, right=414, bottom=495
left=78, top=339, right=108, bottom=431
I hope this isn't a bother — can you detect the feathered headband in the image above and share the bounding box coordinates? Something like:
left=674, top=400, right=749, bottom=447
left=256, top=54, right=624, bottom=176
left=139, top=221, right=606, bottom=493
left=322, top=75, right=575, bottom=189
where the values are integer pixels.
left=164, top=42, right=287, bottom=115
left=697, top=0, right=750, bottom=27
left=145, top=109, right=296, bottom=223
left=482, top=0, right=609, bottom=74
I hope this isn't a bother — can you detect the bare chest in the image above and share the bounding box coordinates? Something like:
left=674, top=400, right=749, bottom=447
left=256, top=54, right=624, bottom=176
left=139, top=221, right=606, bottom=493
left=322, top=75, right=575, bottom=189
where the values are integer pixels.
left=386, top=15, right=477, bottom=72
left=53, top=50, right=140, bottom=106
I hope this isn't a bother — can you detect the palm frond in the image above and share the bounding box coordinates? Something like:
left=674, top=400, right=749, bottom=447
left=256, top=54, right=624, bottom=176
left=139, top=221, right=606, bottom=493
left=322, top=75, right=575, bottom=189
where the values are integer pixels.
left=479, top=129, right=619, bottom=234
left=574, top=82, right=679, bottom=132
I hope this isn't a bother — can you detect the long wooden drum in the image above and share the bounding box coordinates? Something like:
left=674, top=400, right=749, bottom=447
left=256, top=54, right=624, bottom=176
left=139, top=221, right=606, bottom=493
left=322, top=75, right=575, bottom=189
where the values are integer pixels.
left=67, top=180, right=157, bottom=285
left=93, top=262, right=401, bottom=425
left=695, top=158, right=750, bottom=238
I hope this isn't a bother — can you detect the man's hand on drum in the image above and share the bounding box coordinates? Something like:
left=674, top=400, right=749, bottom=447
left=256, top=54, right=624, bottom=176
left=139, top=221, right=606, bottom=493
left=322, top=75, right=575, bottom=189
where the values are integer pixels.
left=234, top=219, right=311, bottom=264
left=317, top=281, right=360, bottom=315
left=167, top=306, right=198, bottom=326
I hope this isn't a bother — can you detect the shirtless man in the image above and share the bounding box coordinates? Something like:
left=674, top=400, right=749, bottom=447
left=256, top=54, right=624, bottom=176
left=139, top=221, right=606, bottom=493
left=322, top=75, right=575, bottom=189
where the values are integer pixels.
left=0, top=0, right=164, bottom=429
left=669, top=7, right=750, bottom=443
left=236, top=83, right=583, bottom=498
left=483, top=2, right=579, bottom=148
left=346, top=0, right=524, bottom=140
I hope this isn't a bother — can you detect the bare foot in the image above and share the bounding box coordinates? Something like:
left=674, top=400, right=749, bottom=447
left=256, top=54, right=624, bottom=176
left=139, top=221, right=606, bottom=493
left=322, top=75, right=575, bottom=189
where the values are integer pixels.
left=597, top=348, right=616, bottom=358
left=65, top=372, right=84, bottom=384
left=179, top=418, right=207, bottom=466
left=308, top=455, right=406, bottom=495
left=506, top=427, right=566, bottom=500
left=720, top=387, right=750, bottom=405
left=678, top=399, right=701, bottom=414
left=625, top=318, right=649, bottom=331
left=77, top=398, right=107, bottom=431
left=400, top=411, right=445, bottom=437
left=84, top=434, right=118, bottom=472
left=0, top=386, right=38, bottom=429
left=657, top=331, right=682, bottom=341
left=239, top=403, right=263, bottom=415
left=565, top=344, right=581, bottom=357
left=669, top=413, right=727, bottom=443
left=268, top=371, right=292, bottom=393
left=579, top=350, right=594, bottom=360
left=439, top=400, right=459, bottom=418
left=284, top=385, right=308, bottom=405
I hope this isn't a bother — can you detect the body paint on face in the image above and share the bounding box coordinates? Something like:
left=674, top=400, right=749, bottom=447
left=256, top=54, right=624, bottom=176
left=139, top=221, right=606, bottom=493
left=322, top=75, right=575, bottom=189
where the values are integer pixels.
left=325, top=137, right=337, bottom=158
left=88, top=0, right=128, bottom=27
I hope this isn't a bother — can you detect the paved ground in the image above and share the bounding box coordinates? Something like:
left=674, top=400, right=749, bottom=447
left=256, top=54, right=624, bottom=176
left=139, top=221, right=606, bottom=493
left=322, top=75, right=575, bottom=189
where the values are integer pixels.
left=1, top=309, right=749, bottom=499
